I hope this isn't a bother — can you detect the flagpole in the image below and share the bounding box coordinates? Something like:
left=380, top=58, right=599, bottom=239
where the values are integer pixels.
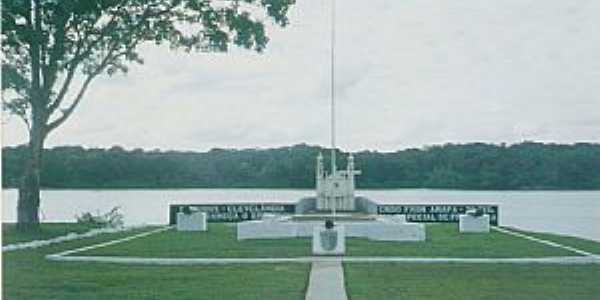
left=330, top=0, right=336, bottom=219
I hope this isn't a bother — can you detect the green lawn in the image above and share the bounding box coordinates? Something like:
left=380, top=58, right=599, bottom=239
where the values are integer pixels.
left=3, top=223, right=599, bottom=299
left=79, top=223, right=582, bottom=258
left=505, top=227, right=600, bottom=255
left=2, top=222, right=102, bottom=246
left=82, top=223, right=313, bottom=258
left=346, top=224, right=579, bottom=257
left=2, top=225, right=309, bottom=300
left=344, top=263, right=600, bottom=300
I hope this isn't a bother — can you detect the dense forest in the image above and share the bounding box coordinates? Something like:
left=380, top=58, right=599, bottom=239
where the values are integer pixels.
left=3, top=142, right=600, bottom=190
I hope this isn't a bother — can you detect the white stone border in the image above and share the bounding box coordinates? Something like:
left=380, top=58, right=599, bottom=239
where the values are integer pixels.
left=44, top=225, right=600, bottom=265
left=492, top=227, right=595, bottom=256
left=48, top=226, right=172, bottom=257
left=47, top=255, right=600, bottom=265
left=2, top=225, right=153, bottom=252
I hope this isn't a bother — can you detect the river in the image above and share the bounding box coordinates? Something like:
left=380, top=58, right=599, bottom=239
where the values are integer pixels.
left=2, top=189, right=599, bottom=241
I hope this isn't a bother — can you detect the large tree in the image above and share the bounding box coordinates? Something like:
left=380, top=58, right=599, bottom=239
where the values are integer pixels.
left=1, top=0, right=295, bottom=230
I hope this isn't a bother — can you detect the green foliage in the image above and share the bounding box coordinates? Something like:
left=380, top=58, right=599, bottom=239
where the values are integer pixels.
left=1, top=0, right=295, bottom=132
left=3, top=142, right=600, bottom=190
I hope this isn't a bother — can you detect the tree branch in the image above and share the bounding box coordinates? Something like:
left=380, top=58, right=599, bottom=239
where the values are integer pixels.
left=46, top=34, right=84, bottom=115
left=17, top=111, right=31, bottom=130
left=29, top=0, right=42, bottom=107
left=65, top=9, right=122, bottom=68
left=42, top=13, right=70, bottom=98
left=44, top=66, right=99, bottom=133
left=46, top=2, right=174, bottom=120
left=2, top=95, right=31, bottom=130
left=45, top=37, right=125, bottom=133
left=44, top=1, right=189, bottom=134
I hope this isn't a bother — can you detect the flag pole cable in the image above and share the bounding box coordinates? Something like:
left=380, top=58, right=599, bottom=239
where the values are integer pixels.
left=330, top=0, right=337, bottom=219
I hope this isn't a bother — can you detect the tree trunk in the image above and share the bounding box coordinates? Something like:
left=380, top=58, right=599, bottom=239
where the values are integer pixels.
left=16, top=123, right=45, bottom=231
left=17, top=0, right=45, bottom=231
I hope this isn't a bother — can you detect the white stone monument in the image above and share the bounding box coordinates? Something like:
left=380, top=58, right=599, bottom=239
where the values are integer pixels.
left=312, top=222, right=345, bottom=255
left=362, top=216, right=426, bottom=241
left=316, top=153, right=361, bottom=211
left=459, top=209, right=490, bottom=233
left=237, top=214, right=297, bottom=240
left=176, top=211, right=207, bottom=231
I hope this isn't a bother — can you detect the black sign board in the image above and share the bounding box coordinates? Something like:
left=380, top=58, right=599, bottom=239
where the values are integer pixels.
left=169, top=204, right=296, bottom=224
left=377, top=204, right=499, bottom=225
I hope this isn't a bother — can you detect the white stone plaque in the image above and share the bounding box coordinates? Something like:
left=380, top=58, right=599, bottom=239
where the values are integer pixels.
left=459, top=214, right=490, bottom=233
left=176, top=212, right=207, bottom=231
left=312, top=225, right=345, bottom=255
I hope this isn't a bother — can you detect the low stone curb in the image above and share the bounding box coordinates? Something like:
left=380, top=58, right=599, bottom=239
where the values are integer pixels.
left=46, top=255, right=600, bottom=265
left=44, top=225, right=600, bottom=265
left=2, top=225, right=151, bottom=252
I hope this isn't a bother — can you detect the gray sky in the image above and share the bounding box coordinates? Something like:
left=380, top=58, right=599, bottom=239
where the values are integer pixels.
left=3, top=0, right=600, bottom=152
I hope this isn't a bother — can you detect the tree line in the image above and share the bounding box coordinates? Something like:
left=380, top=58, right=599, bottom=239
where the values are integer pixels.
left=3, top=142, right=600, bottom=190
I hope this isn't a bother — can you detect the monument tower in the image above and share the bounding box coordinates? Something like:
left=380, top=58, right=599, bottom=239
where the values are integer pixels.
left=316, top=0, right=361, bottom=212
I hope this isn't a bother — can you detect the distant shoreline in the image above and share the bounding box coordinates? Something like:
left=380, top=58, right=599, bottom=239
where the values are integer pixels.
left=2, top=186, right=600, bottom=192
left=4, top=143, right=600, bottom=191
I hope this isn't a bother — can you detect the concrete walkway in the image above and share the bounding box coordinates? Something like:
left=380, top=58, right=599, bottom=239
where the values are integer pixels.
left=305, top=259, right=347, bottom=300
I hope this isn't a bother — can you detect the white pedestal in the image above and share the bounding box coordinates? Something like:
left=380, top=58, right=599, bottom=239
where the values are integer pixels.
left=368, top=223, right=426, bottom=241
left=381, top=215, right=407, bottom=223
left=237, top=221, right=297, bottom=240
left=459, top=214, right=490, bottom=233
left=176, top=212, right=207, bottom=231
left=312, top=226, right=345, bottom=255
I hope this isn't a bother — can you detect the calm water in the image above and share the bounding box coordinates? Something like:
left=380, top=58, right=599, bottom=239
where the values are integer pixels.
left=2, top=189, right=599, bottom=241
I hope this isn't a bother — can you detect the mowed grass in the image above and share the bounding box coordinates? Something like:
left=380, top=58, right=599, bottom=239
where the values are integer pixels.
left=344, top=263, right=600, bottom=300
left=2, top=225, right=309, bottom=300
left=346, top=224, right=579, bottom=257
left=3, top=223, right=599, bottom=299
left=505, top=227, right=600, bottom=255
left=2, top=222, right=101, bottom=245
left=82, top=223, right=313, bottom=258
left=80, top=223, right=582, bottom=258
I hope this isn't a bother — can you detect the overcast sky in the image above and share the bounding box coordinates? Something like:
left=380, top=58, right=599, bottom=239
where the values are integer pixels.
left=3, top=0, right=600, bottom=152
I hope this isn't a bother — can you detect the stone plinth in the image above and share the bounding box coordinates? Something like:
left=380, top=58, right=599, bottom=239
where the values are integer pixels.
left=237, top=220, right=297, bottom=240
left=312, top=225, right=345, bottom=255
left=344, top=216, right=425, bottom=241
left=459, top=214, right=490, bottom=233
left=237, top=218, right=426, bottom=241
left=176, top=212, right=207, bottom=231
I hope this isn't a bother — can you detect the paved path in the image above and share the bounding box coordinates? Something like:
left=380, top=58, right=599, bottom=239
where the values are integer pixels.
left=305, top=259, right=347, bottom=300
